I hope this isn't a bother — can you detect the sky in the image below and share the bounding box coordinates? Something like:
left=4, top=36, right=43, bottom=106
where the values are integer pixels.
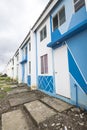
left=0, top=0, right=49, bottom=73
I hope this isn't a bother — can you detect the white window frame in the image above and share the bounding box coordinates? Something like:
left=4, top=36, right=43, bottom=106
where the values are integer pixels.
left=40, top=26, right=47, bottom=42
left=52, top=6, right=66, bottom=31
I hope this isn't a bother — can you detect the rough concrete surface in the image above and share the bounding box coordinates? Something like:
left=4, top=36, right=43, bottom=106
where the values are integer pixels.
left=24, top=100, right=57, bottom=125
left=7, top=88, right=29, bottom=95
left=41, top=96, right=72, bottom=112
left=9, top=93, right=38, bottom=107
left=2, top=109, right=29, bottom=130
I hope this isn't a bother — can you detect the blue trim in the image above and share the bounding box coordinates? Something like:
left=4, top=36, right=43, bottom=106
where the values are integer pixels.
left=38, top=88, right=75, bottom=106
left=35, top=31, right=38, bottom=87
left=50, top=15, right=52, bottom=41
left=27, top=75, right=31, bottom=86
left=20, top=57, right=27, bottom=64
left=70, top=74, right=87, bottom=110
left=50, top=15, right=56, bottom=94
left=52, top=49, right=56, bottom=94
left=47, top=20, right=87, bottom=48
left=38, top=86, right=87, bottom=111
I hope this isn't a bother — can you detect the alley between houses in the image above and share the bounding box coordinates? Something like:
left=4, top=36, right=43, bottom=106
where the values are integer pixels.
left=0, top=76, right=87, bottom=130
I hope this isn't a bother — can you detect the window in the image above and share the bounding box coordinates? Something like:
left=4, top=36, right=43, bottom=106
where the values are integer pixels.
left=25, top=47, right=27, bottom=57
left=29, top=61, right=31, bottom=74
left=53, top=6, right=66, bottom=31
left=29, top=43, right=31, bottom=51
left=17, top=55, right=19, bottom=61
left=40, top=26, right=47, bottom=41
left=53, top=14, right=58, bottom=31
left=74, top=0, right=85, bottom=12
left=59, top=7, right=66, bottom=26
left=41, top=54, right=48, bottom=74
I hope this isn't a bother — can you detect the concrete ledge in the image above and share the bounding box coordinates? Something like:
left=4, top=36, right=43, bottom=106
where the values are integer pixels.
left=24, top=100, right=57, bottom=126
left=40, top=96, right=72, bottom=112
left=2, top=109, right=29, bottom=130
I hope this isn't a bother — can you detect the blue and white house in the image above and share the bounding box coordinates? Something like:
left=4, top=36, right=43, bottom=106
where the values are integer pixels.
left=32, top=0, right=87, bottom=109
left=14, top=49, right=19, bottom=81
left=20, top=31, right=31, bottom=86
left=6, top=0, right=87, bottom=110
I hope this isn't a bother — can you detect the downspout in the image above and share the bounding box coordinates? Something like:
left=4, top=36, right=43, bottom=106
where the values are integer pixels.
left=74, top=83, right=78, bottom=107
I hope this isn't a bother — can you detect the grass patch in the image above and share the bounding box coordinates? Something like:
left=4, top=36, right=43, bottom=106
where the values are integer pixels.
left=3, top=87, right=12, bottom=92
left=0, top=94, right=5, bottom=99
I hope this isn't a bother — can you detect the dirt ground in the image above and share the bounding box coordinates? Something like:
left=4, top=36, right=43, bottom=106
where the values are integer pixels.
left=0, top=80, right=87, bottom=130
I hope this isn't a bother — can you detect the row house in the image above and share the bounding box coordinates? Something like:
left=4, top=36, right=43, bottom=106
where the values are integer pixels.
left=19, top=31, right=31, bottom=85
left=6, top=0, right=87, bottom=110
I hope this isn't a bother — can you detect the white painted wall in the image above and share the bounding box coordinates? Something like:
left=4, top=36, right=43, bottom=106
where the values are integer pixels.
left=18, top=48, right=22, bottom=83
left=13, top=56, right=17, bottom=80
left=30, top=30, right=37, bottom=86
left=36, top=17, right=53, bottom=76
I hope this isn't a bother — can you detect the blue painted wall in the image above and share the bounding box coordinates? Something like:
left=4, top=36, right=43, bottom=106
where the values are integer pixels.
left=67, top=30, right=87, bottom=109
left=68, top=48, right=87, bottom=94
left=67, top=30, right=87, bottom=82
left=38, top=76, right=54, bottom=93
left=70, top=75, right=87, bottom=110
left=68, top=7, right=87, bottom=30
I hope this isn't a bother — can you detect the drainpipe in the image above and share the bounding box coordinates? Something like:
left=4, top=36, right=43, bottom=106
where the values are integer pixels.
left=74, top=83, right=78, bottom=107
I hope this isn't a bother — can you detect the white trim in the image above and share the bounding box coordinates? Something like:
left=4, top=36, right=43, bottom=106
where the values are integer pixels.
left=66, top=44, right=87, bottom=84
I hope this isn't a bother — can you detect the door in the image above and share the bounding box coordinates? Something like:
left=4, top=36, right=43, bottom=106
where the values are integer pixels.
left=54, top=44, right=70, bottom=98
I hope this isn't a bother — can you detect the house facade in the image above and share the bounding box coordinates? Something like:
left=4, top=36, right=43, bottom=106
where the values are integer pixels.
left=6, top=0, right=87, bottom=110
left=19, top=31, right=32, bottom=86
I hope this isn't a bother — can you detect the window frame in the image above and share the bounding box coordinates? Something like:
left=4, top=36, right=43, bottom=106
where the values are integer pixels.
left=40, top=26, right=47, bottom=42
left=41, top=54, right=48, bottom=74
left=29, top=42, right=31, bottom=51
left=73, top=0, right=85, bottom=12
left=52, top=6, right=66, bottom=31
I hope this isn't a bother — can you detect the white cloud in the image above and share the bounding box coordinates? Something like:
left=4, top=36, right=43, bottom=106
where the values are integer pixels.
left=0, top=0, right=49, bottom=73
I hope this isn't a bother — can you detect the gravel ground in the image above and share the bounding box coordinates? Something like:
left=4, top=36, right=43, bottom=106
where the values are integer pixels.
left=0, top=86, right=87, bottom=130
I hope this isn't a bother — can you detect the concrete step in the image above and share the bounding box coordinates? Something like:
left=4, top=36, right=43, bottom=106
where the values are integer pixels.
left=7, top=88, right=29, bottom=95
left=40, top=96, right=72, bottom=112
left=2, top=109, right=29, bottom=130
left=9, top=93, right=38, bottom=107
left=24, top=100, right=57, bottom=126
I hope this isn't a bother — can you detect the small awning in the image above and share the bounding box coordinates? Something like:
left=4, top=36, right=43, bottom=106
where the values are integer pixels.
left=47, top=20, right=87, bottom=48
left=20, top=59, right=27, bottom=64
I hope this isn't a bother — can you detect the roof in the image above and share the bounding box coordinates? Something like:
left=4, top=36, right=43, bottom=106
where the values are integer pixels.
left=32, top=0, right=54, bottom=30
